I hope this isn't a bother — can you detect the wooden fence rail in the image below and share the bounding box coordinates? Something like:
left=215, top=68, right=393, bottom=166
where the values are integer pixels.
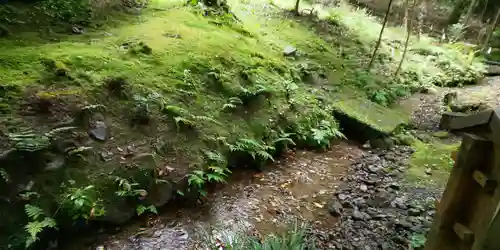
left=425, top=109, right=500, bottom=249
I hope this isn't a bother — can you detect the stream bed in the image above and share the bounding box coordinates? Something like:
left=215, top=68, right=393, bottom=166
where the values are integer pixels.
left=69, top=142, right=364, bottom=250
left=69, top=139, right=446, bottom=250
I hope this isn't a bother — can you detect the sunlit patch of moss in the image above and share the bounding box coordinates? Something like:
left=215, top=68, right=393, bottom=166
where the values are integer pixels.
left=406, top=138, right=460, bottom=188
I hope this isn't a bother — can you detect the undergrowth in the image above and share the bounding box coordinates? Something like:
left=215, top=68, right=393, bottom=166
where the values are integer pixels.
left=202, top=221, right=315, bottom=250
left=0, top=0, right=486, bottom=248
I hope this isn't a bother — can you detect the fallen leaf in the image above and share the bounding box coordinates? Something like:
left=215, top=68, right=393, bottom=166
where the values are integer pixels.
left=280, top=182, right=290, bottom=188
left=253, top=173, right=264, bottom=178
left=313, top=202, right=324, bottom=208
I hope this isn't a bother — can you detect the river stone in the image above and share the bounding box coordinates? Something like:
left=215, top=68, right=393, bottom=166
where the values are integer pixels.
left=99, top=197, right=135, bottom=224
left=147, top=180, right=174, bottom=207
left=328, top=200, right=343, bottom=217
left=283, top=45, right=297, bottom=57
left=89, top=121, right=108, bottom=141
left=44, top=155, right=65, bottom=171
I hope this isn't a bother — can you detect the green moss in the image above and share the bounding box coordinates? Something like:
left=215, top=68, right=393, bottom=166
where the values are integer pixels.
left=331, top=89, right=411, bottom=134
left=0, top=0, right=486, bottom=246
left=406, top=138, right=460, bottom=188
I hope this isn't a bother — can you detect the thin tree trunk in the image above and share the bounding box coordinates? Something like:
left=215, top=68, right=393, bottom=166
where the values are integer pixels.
left=463, top=0, right=478, bottom=26
left=403, top=0, right=409, bottom=29
left=368, top=0, right=394, bottom=69
left=479, top=0, right=490, bottom=23
left=416, top=0, right=426, bottom=41
left=294, top=0, right=300, bottom=15
left=395, top=0, right=415, bottom=76
left=482, top=7, right=500, bottom=51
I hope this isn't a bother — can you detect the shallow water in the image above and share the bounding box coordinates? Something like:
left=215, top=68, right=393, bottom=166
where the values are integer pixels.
left=70, top=142, right=364, bottom=250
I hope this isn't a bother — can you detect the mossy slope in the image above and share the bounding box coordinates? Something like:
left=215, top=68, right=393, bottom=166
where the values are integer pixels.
left=0, top=0, right=485, bottom=247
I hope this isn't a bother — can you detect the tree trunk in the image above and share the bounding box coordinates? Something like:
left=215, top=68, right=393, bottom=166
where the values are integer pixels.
left=479, top=0, right=490, bottom=23
left=294, top=0, right=300, bottom=15
left=464, top=0, right=478, bottom=26
left=368, top=0, right=394, bottom=69
left=416, top=0, right=426, bottom=41
left=482, top=7, right=500, bottom=51
left=447, top=0, right=467, bottom=25
left=403, top=0, right=409, bottom=29
left=395, top=0, right=415, bottom=76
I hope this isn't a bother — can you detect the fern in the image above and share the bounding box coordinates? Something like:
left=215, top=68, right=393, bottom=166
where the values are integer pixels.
left=25, top=204, right=44, bottom=220
left=203, top=150, right=227, bottom=165
left=229, top=138, right=275, bottom=161
left=163, top=105, right=188, bottom=116
left=136, top=205, right=158, bottom=216
left=24, top=205, right=58, bottom=248
left=0, top=168, right=9, bottom=183
left=45, top=126, right=77, bottom=139
left=8, top=131, right=50, bottom=152
left=174, top=116, right=196, bottom=130
left=193, top=115, right=221, bottom=125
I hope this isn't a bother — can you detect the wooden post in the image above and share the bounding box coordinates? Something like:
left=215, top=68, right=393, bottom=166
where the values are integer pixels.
left=426, top=111, right=500, bottom=249
left=424, top=134, right=493, bottom=250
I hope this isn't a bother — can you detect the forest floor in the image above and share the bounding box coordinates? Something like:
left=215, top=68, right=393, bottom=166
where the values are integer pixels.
left=0, top=0, right=489, bottom=249
left=76, top=76, right=500, bottom=250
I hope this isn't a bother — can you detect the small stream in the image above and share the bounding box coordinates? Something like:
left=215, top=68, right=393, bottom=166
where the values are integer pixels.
left=69, top=141, right=365, bottom=250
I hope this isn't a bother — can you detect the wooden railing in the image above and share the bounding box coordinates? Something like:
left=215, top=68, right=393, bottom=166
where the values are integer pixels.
left=425, top=108, right=500, bottom=249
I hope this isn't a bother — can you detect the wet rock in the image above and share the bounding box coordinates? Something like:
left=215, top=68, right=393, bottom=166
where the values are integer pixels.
left=389, top=182, right=401, bottom=190
left=44, top=154, right=65, bottom=171
left=99, top=197, right=135, bottom=224
left=328, top=200, right=343, bottom=217
left=425, top=168, right=432, bottom=175
left=395, top=219, right=413, bottom=229
left=338, top=193, right=348, bottom=200
left=164, top=33, right=182, bottom=39
left=408, top=208, right=421, bottom=216
left=352, top=208, right=364, bottom=220
left=369, top=138, right=394, bottom=149
left=147, top=180, right=174, bottom=207
left=100, top=151, right=114, bottom=162
left=359, top=184, right=368, bottom=192
left=421, top=86, right=438, bottom=95
left=72, top=26, right=85, bottom=34
left=283, top=45, right=297, bottom=57
left=89, top=121, right=108, bottom=141
left=392, top=197, right=407, bottom=209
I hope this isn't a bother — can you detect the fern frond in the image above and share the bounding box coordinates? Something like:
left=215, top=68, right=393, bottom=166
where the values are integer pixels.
left=45, top=126, right=77, bottom=138
left=25, top=204, right=44, bottom=220
left=192, top=115, right=221, bottom=125
left=206, top=173, right=226, bottom=183
left=0, top=168, right=9, bottom=183
left=273, top=137, right=296, bottom=146
left=40, top=217, right=57, bottom=229
left=163, top=105, right=188, bottom=116
left=256, top=151, right=274, bottom=161
left=8, top=132, right=50, bottom=152
left=228, top=97, right=243, bottom=104
left=174, top=116, right=196, bottom=130
left=222, top=103, right=236, bottom=110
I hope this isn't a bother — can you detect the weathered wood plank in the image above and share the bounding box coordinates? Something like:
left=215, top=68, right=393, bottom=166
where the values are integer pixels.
left=488, top=109, right=500, bottom=145
left=472, top=170, right=497, bottom=193
left=453, top=223, right=474, bottom=245
left=439, top=110, right=493, bottom=131
left=470, top=142, right=500, bottom=250
left=424, top=134, right=492, bottom=250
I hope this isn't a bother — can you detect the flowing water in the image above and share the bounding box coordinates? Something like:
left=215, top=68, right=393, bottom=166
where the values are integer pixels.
left=70, top=141, right=364, bottom=250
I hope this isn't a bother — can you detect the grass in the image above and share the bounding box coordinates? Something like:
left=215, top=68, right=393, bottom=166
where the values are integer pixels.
left=406, top=137, right=460, bottom=188
left=0, top=0, right=486, bottom=247
left=201, top=221, right=315, bottom=250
